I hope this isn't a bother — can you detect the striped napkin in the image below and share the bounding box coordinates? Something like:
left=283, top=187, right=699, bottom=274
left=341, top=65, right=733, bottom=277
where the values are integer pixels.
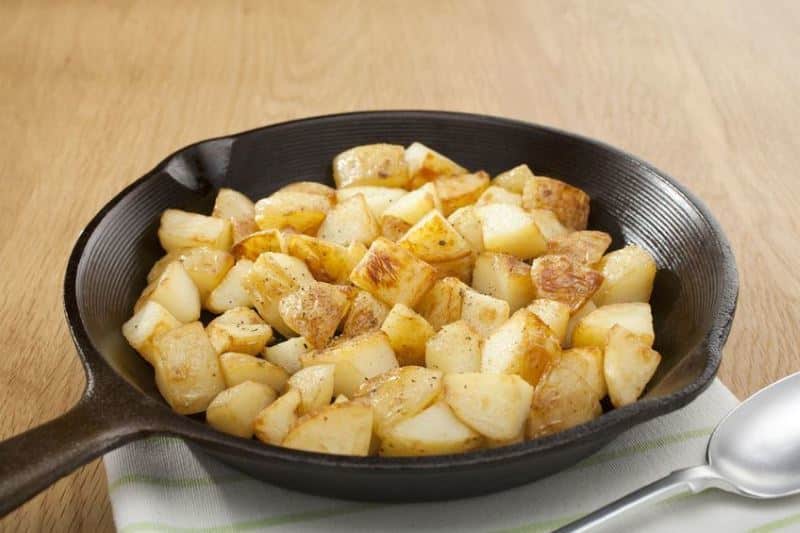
left=104, top=380, right=800, bottom=532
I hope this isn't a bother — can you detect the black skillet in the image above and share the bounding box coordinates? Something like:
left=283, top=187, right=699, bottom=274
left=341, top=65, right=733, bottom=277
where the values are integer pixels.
left=0, top=111, right=738, bottom=516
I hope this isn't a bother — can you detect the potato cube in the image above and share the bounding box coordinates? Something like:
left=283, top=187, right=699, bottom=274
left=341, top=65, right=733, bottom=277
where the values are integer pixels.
left=380, top=304, right=436, bottom=366
left=472, top=252, right=535, bottom=313
left=147, top=247, right=234, bottom=300
left=333, top=143, right=409, bottom=189
left=425, top=321, right=481, bottom=374
left=219, top=352, right=288, bottom=391
left=460, top=288, right=510, bottom=338
left=135, top=261, right=201, bottom=323
left=206, top=307, right=273, bottom=355
left=336, top=186, right=406, bottom=219
left=254, top=191, right=330, bottom=234
left=283, top=234, right=355, bottom=284
left=448, top=205, right=484, bottom=253
left=349, top=237, right=437, bottom=308
left=287, top=364, right=336, bottom=414
left=492, top=164, right=535, bottom=194
left=397, top=210, right=472, bottom=264
left=152, top=322, right=225, bottom=414
left=430, top=252, right=476, bottom=284
left=242, top=252, right=314, bottom=337
left=206, top=381, right=276, bottom=438
left=433, top=171, right=490, bottom=216
left=232, top=229, right=284, bottom=261
left=253, top=388, right=302, bottom=445
left=205, top=259, right=253, bottom=313
left=212, top=188, right=258, bottom=243
left=572, top=302, right=654, bottom=348
left=476, top=204, right=547, bottom=259
left=593, top=245, right=657, bottom=306
left=475, top=186, right=522, bottom=207
left=530, top=255, right=604, bottom=313
left=522, top=176, right=590, bottom=230
left=529, top=208, right=572, bottom=242
left=122, top=301, right=182, bottom=364
left=341, top=290, right=391, bottom=337
left=301, top=331, right=399, bottom=397
left=158, top=209, right=233, bottom=252
left=526, top=299, right=571, bottom=345
left=547, top=231, right=612, bottom=266
left=380, top=183, right=440, bottom=240
left=560, top=347, right=606, bottom=398
left=379, top=401, right=482, bottom=456
left=444, top=373, right=533, bottom=440
left=415, top=276, right=468, bottom=330
left=263, top=336, right=311, bottom=375
left=283, top=402, right=374, bottom=456
left=565, top=301, right=596, bottom=347
left=279, top=282, right=352, bottom=348
left=605, top=325, right=661, bottom=407
left=404, top=142, right=467, bottom=189
left=527, top=365, right=602, bottom=439
left=481, top=309, right=561, bottom=387
left=276, top=181, right=336, bottom=204
left=317, top=193, right=380, bottom=246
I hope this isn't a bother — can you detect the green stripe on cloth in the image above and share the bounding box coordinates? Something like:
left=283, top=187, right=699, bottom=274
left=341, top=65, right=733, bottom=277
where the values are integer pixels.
left=749, top=511, right=800, bottom=533
left=496, top=514, right=582, bottom=533
left=109, top=474, right=248, bottom=493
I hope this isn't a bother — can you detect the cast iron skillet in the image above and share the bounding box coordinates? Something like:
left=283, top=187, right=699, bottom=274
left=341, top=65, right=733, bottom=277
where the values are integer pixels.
left=0, top=111, right=738, bottom=516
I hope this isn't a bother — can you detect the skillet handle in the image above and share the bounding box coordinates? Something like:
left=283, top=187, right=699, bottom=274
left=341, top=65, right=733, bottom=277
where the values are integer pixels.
left=0, top=391, right=147, bottom=517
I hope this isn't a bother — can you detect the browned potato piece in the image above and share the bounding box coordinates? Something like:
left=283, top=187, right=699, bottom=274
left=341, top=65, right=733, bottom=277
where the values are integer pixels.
left=460, top=288, right=510, bottom=339
left=476, top=204, right=547, bottom=259
left=430, top=252, right=476, bottom=284
left=158, top=209, right=233, bottom=252
left=529, top=209, right=572, bottom=242
left=152, top=322, right=226, bottom=415
left=206, top=381, right=277, bottom=438
left=425, top=320, right=482, bottom=374
left=219, top=352, right=288, bottom=391
left=472, top=252, right=535, bottom=313
left=397, top=211, right=472, bottom=263
left=206, top=307, right=273, bottom=355
left=205, top=259, right=253, bottom=313
left=380, top=304, right=436, bottom=366
left=522, top=176, right=590, bottom=230
left=253, top=388, right=302, bottom=445
left=336, top=186, right=407, bottom=219
left=559, top=346, right=606, bottom=398
left=317, top=193, right=380, bottom=246
left=263, top=336, right=311, bottom=375
left=475, top=185, right=522, bottom=207
left=415, top=276, right=468, bottom=330
left=604, top=325, right=661, bottom=407
left=122, top=301, right=182, bottom=364
left=379, top=401, right=482, bottom=456
left=380, top=183, right=440, bottom=241
left=232, top=229, right=284, bottom=260
left=148, top=247, right=235, bottom=301
left=284, top=234, right=358, bottom=284
left=447, top=206, right=484, bottom=253
left=547, top=231, right=612, bottom=266
left=254, top=191, right=331, bottom=234
left=572, top=303, right=654, bottom=349
left=565, top=301, right=596, bottom=347
left=405, top=142, right=467, bottom=189
left=276, top=181, right=336, bottom=204
left=279, top=281, right=352, bottom=349
left=526, top=299, right=571, bottom=345
left=481, top=309, right=561, bottom=387
left=334, top=144, right=410, bottom=189
left=433, top=171, right=490, bottom=216
left=135, top=261, right=201, bottom=323
left=287, top=364, right=336, bottom=414
left=349, top=237, right=437, bottom=308
left=283, top=402, right=374, bottom=456
left=530, top=255, right=604, bottom=313
left=212, top=188, right=258, bottom=243
left=341, top=290, right=391, bottom=337
left=593, top=245, right=657, bottom=306
left=527, top=365, right=602, bottom=439
left=492, top=164, right=535, bottom=194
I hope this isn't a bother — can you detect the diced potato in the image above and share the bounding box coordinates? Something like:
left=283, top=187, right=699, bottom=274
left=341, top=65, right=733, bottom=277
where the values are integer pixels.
left=380, top=304, right=436, bottom=366
left=279, top=282, right=351, bottom=348
left=353, top=366, right=443, bottom=435
left=152, top=322, right=226, bottom=414
left=212, top=188, right=258, bottom=243
left=475, top=186, right=522, bottom=207
left=283, top=402, right=374, bottom=456
left=333, top=144, right=409, bottom=189
left=263, top=336, right=311, bottom=375
left=444, top=373, right=533, bottom=440
left=448, top=206, right=484, bottom=253
left=527, top=365, right=602, bottom=439
left=341, top=290, right=391, bottom=337
left=135, top=261, right=201, bottom=323
left=526, top=299, right=571, bottom=345
left=380, top=183, right=441, bottom=240
left=492, top=164, right=535, bottom=194
left=529, top=209, right=572, bottom=242
left=460, top=288, right=510, bottom=338
left=206, top=307, right=273, bottom=355
left=347, top=240, right=368, bottom=265
left=572, top=302, right=655, bottom=348
left=242, top=252, right=314, bottom=337
left=276, top=181, right=336, bottom=204
left=349, top=237, right=437, bottom=308
left=286, top=364, right=336, bottom=414
left=158, top=209, right=233, bottom=252
left=253, top=388, right=302, bottom=445
left=530, top=255, right=604, bottom=313
left=476, top=204, right=547, bottom=259
left=481, top=309, right=561, bottom=387
left=559, top=346, right=606, bottom=398
left=206, top=381, right=276, bottom=438
left=430, top=252, right=475, bottom=284
left=593, top=245, right=657, bottom=306
left=148, top=247, right=234, bottom=301
left=219, top=352, right=288, bottom=391
left=415, top=277, right=468, bottom=330
left=205, top=259, right=253, bottom=313
left=336, top=186, right=406, bottom=219
left=433, top=172, right=490, bottom=216
left=404, top=142, right=467, bottom=189
left=333, top=394, right=349, bottom=404
left=379, top=401, right=482, bottom=456
left=254, top=191, right=331, bottom=234
left=397, top=210, right=472, bottom=264
left=522, top=176, right=590, bottom=230
left=283, top=234, right=356, bottom=284
left=232, top=229, right=284, bottom=260
left=565, top=301, right=596, bottom=347
left=317, top=193, right=380, bottom=246
left=472, top=252, right=535, bottom=313
left=122, top=301, right=182, bottom=364
left=425, top=321, right=482, bottom=374
left=300, top=331, right=399, bottom=397
left=547, top=231, right=612, bottom=265
left=605, top=325, right=661, bottom=407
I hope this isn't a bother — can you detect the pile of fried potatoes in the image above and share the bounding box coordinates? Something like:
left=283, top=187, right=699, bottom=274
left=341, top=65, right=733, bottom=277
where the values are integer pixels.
left=123, top=142, right=661, bottom=457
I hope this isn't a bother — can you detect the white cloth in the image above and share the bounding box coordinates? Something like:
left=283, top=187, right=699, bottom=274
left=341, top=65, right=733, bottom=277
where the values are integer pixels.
left=104, top=380, right=800, bottom=532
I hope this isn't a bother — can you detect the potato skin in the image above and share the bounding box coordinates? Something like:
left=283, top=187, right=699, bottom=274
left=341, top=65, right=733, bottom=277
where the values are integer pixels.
left=522, top=176, right=590, bottom=230
left=530, top=255, right=604, bottom=313
left=333, top=144, right=410, bottom=189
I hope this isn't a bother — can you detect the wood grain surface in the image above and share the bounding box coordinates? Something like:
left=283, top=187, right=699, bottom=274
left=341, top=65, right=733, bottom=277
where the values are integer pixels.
left=1, top=0, right=799, bottom=530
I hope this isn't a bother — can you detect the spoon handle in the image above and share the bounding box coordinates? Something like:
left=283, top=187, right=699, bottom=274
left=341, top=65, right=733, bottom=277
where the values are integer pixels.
left=554, top=464, right=730, bottom=532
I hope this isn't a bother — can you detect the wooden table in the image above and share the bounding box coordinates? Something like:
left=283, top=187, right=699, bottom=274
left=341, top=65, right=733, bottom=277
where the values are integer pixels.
left=2, top=0, right=799, bottom=530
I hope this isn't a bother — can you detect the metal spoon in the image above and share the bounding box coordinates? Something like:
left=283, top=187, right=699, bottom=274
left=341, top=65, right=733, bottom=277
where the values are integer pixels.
left=556, top=371, right=800, bottom=532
